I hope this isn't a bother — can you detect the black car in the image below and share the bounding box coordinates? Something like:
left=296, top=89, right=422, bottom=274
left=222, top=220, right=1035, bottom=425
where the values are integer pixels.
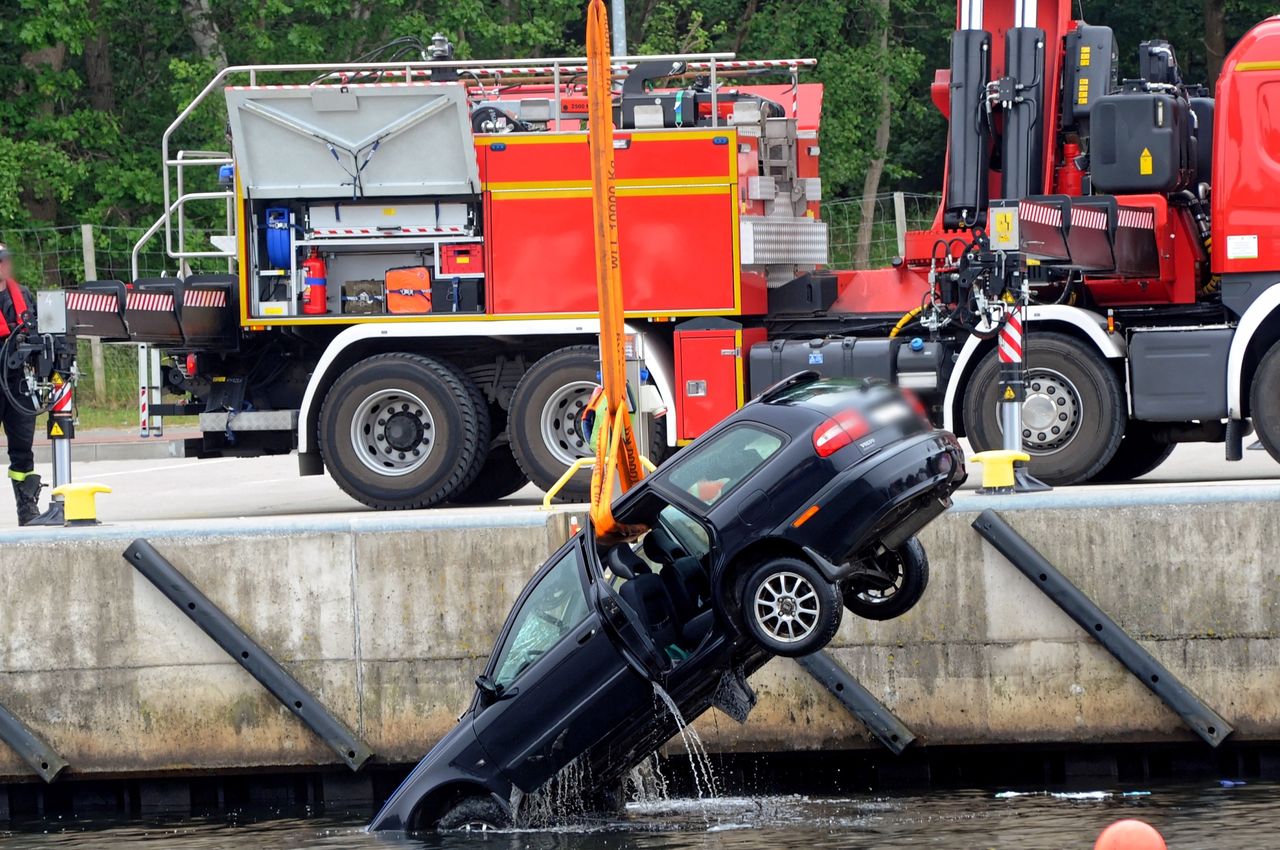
left=369, top=373, right=966, bottom=832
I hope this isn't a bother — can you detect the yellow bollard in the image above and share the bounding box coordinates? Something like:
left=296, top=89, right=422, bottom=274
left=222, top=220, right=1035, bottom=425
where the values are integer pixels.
left=50, top=483, right=112, bottom=526
left=969, top=450, right=1030, bottom=494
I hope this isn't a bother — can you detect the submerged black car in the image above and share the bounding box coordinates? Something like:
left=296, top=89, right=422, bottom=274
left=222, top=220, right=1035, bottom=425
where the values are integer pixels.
left=370, top=373, right=965, bottom=832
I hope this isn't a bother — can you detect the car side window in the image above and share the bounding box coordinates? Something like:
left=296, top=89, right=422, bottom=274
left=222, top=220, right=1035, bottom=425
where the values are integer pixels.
left=492, top=546, right=590, bottom=688
left=665, top=424, right=786, bottom=505
left=658, top=504, right=710, bottom=560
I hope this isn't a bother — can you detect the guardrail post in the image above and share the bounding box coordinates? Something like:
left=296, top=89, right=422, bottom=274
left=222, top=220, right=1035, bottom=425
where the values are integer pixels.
left=971, top=509, right=1233, bottom=747
left=0, top=701, right=68, bottom=783
left=797, top=651, right=916, bottom=755
left=124, top=539, right=374, bottom=771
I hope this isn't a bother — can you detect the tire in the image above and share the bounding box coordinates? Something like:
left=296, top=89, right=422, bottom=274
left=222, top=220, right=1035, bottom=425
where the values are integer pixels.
left=1250, top=341, right=1280, bottom=464
left=1088, top=421, right=1176, bottom=483
left=449, top=442, right=530, bottom=503
left=319, top=353, right=489, bottom=510
left=740, top=557, right=842, bottom=657
left=435, top=795, right=510, bottom=831
left=843, top=537, right=929, bottom=621
left=962, top=331, right=1125, bottom=485
left=509, top=345, right=668, bottom=501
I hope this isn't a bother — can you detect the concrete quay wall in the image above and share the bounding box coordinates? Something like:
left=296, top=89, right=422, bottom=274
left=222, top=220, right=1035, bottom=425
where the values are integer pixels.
left=0, top=489, right=1276, bottom=781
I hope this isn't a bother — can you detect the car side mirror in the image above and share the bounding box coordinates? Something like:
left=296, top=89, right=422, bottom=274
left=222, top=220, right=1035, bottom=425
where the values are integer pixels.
left=476, top=675, right=516, bottom=702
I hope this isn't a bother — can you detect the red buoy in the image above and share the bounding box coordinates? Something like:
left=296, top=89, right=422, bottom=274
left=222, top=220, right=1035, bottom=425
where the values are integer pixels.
left=1094, top=819, right=1167, bottom=850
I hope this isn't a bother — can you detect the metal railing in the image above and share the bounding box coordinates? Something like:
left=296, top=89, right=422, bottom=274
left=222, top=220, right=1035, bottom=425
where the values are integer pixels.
left=138, top=52, right=818, bottom=282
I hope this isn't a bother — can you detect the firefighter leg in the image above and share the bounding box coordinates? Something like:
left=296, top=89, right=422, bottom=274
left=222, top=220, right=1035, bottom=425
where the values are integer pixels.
left=1, top=386, right=42, bottom=525
left=997, top=304, right=1051, bottom=492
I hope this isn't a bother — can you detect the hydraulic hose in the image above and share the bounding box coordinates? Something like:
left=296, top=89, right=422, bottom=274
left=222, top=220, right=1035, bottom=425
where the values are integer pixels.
left=0, top=332, right=48, bottom=417
left=888, top=306, right=923, bottom=339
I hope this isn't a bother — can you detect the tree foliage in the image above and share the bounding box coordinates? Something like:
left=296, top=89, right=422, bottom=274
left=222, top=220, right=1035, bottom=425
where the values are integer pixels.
left=0, top=0, right=1270, bottom=228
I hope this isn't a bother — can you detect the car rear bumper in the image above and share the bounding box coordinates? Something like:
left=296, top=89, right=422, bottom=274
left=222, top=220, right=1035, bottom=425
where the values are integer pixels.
left=781, top=430, right=966, bottom=579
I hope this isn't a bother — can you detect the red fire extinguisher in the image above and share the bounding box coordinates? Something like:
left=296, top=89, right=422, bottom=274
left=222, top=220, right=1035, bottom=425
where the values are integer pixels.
left=301, top=248, right=328, bottom=315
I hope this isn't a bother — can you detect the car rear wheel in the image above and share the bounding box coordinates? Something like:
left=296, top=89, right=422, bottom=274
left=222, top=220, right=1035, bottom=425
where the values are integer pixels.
left=509, top=345, right=668, bottom=501
left=741, top=557, right=841, bottom=657
left=435, top=795, right=510, bottom=831
left=1250, top=340, right=1280, bottom=464
left=843, top=537, right=929, bottom=621
left=319, top=353, right=489, bottom=510
left=962, top=331, right=1125, bottom=485
left=1088, top=421, right=1176, bottom=482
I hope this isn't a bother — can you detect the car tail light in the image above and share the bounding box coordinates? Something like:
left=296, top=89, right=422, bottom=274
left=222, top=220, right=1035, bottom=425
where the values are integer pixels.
left=902, top=388, right=928, bottom=419
left=812, top=409, right=870, bottom=457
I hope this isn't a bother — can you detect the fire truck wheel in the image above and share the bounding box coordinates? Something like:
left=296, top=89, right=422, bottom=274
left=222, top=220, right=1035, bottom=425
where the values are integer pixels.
left=510, top=346, right=601, bottom=502
left=448, top=442, right=529, bottom=503
left=1250, top=340, right=1280, bottom=464
left=1088, top=421, right=1176, bottom=483
left=962, top=331, right=1125, bottom=486
left=320, top=353, right=489, bottom=510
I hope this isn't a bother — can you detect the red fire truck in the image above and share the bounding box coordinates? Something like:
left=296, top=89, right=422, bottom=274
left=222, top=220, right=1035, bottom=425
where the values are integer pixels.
left=67, top=7, right=1280, bottom=509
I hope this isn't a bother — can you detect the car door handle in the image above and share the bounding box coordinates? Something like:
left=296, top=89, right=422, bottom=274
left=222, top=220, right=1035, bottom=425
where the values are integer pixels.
left=577, top=628, right=596, bottom=645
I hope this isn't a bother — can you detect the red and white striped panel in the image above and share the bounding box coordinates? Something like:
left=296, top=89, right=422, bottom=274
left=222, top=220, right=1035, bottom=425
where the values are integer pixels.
left=185, top=290, right=228, bottom=308
left=66, top=291, right=118, bottom=312
left=1019, top=201, right=1063, bottom=229
left=1117, top=207, right=1156, bottom=230
left=51, top=381, right=73, bottom=414
left=127, top=291, right=175, bottom=312
left=998, top=308, right=1024, bottom=364
left=1072, top=206, right=1109, bottom=231
left=310, top=226, right=468, bottom=237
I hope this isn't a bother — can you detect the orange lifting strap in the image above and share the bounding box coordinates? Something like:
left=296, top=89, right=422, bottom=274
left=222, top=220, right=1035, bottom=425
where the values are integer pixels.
left=586, top=0, right=647, bottom=538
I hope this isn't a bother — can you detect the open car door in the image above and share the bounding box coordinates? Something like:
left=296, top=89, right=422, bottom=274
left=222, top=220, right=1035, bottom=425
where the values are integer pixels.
left=470, top=529, right=663, bottom=793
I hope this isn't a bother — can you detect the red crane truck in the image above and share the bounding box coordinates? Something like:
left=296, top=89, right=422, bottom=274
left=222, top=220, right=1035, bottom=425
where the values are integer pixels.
left=65, top=8, right=1280, bottom=509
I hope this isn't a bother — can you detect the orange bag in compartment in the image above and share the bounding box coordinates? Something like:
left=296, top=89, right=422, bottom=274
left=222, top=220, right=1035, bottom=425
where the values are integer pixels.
left=386, top=266, right=432, bottom=314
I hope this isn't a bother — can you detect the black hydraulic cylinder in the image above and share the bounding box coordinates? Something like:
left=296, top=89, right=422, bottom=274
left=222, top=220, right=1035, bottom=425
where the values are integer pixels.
left=1000, top=28, right=1046, bottom=201
left=944, top=29, right=992, bottom=229
left=797, top=651, right=916, bottom=755
left=971, top=510, right=1233, bottom=748
left=0, top=702, right=67, bottom=783
left=124, top=539, right=374, bottom=771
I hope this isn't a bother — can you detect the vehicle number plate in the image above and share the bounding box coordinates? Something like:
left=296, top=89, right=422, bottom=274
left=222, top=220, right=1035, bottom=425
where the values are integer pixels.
left=869, top=401, right=912, bottom=426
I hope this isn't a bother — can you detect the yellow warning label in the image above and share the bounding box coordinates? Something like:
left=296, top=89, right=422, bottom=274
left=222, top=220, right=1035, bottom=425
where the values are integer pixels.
left=382, top=207, right=397, bottom=216
left=994, top=211, right=1014, bottom=245
left=50, top=422, right=64, bottom=437
left=1080, top=46, right=1092, bottom=67
left=1004, top=387, right=1017, bottom=400
left=1139, top=147, right=1153, bottom=176
left=1077, top=78, right=1090, bottom=105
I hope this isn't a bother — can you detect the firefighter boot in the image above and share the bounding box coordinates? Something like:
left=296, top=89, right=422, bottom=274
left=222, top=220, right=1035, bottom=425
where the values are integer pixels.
left=12, top=473, right=43, bottom=526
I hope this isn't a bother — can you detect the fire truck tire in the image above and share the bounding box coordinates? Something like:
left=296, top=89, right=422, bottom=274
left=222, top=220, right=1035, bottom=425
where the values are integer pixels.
left=510, top=346, right=667, bottom=501
left=448, top=443, right=529, bottom=503
left=319, top=353, right=489, bottom=510
left=962, top=332, right=1125, bottom=486
left=1249, top=341, right=1280, bottom=464
left=1088, top=421, right=1176, bottom=483
left=510, top=346, right=602, bottom=502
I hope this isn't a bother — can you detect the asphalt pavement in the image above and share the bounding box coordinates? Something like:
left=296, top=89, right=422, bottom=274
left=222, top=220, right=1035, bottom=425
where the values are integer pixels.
left=0, top=439, right=1275, bottom=529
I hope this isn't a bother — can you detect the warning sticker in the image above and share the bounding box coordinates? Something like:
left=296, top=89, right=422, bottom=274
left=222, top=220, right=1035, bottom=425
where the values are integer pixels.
left=1227, top=234, right=1259, bottom=260
left=1003, top=387, right=1016, bottom=400
left=1139, top=147, right=1153, bottom=176
left=50, top=422, right=64, bottom=437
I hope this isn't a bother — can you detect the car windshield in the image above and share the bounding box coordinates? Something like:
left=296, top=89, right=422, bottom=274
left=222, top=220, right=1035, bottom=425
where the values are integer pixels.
left=767, top=377, right=870, bottom=408
left=666, top=424, right=785, bottom=505
left=492, top=546, right=590, bottom=688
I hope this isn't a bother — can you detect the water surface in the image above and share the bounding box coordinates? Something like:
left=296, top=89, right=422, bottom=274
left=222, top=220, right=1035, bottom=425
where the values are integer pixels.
left=3, top=783, right=1274, bottom=849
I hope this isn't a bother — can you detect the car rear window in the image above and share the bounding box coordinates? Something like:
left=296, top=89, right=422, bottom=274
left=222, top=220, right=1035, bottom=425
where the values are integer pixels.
left=666, top=424, right=785, bottom=505
left=767, top=377, right=870, bottom=408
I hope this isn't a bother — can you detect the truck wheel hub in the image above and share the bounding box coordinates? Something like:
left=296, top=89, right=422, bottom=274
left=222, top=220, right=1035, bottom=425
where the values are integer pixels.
left=351, top=389, right=436, bottom=477
left=1017, top=369, right=1081, bottom=453
left=540, top=380, right=599, bottom=466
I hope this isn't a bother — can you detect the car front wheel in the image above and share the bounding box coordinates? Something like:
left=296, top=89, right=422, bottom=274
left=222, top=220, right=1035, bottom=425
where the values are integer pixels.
left=741, top=557, right=841, bottom=657
left=435, top=795, right=511, bottom=831
left=843, top=536, right=929, bottom=621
